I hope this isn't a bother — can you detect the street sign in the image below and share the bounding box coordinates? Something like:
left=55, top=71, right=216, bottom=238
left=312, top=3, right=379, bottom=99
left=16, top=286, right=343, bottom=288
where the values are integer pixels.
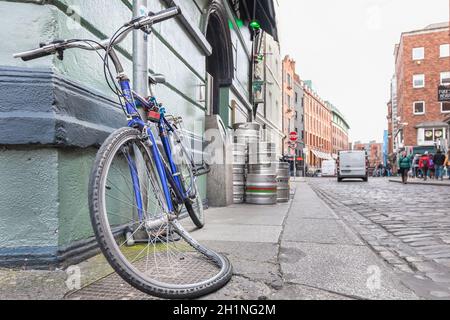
left=438, top=85, right=450, bottom=102
left=289, top=131, right=299, bottom=142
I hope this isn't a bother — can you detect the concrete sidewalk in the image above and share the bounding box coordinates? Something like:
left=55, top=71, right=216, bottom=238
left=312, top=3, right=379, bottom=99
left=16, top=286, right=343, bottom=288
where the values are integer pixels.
left=0, top=181, right=418, bottom=300
left=277, top=183, right=416, bottom=300
left=186, top=181, right=417, bottom=300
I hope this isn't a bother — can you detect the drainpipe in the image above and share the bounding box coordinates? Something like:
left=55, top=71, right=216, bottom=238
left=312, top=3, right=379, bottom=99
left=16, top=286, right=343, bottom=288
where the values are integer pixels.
left=133, top=0, right=149, bottom=210
left=133, top=0, right=149, bottom=118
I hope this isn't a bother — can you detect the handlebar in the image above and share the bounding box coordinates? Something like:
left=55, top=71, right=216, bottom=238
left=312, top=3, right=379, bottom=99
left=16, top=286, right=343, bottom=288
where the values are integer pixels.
left=16, top=47, right=55, bottom=61
left=131, top=6, right=181, bottom=28
left=13, top=6, right=181, bottom=61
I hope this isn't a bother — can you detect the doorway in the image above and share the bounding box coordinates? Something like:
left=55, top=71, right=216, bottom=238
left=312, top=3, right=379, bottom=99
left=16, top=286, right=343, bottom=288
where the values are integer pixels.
left=205, top=1, right=234, bottom=120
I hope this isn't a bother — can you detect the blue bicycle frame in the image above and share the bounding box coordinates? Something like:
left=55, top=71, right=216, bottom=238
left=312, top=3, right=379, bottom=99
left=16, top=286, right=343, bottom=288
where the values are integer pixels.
left=118, top=78, right=187, bottom=218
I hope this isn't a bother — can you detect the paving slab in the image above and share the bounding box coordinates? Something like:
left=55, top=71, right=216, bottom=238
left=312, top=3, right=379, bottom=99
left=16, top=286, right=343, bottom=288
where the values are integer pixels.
left=189, top=224, right=282, bottom=243
left=198, top=204, right=289, bottom=226
left=184, top=203, right=287, bottom=244
left=283, top=218, right=364, bottom=245
left=280, top=241, right=416, bottom=300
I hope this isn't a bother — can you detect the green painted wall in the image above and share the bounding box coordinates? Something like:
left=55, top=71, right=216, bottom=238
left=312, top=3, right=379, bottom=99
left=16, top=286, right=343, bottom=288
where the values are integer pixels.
left=0, top=0, right=255, bottom=265
left=57, top=149, right=96, bottom=247
left=0, top=148, right=59, bottom=249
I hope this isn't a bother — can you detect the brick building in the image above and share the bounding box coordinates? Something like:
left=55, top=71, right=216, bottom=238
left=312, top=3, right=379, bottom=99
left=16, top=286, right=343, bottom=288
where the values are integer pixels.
left=329, top=103, right=350, bottom=156
left=302, top=81, right=332, bottom=171
left=393, top=23, right=450, bottom=155
left=354, top=141, right=383, bottom=168
left=282, top=56, right=297, bottom=156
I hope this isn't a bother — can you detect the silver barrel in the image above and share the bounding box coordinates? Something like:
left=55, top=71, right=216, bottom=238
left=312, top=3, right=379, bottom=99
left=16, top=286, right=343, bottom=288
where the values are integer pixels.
left=248, top=162, right=278, bottom=175
left=249, top=142, right=277, bottom=165
left=233, top=143, right=246, bottom=165
left=233, top=123, right=261, bottom=145
left=245, top=170, right=277, bottom=205
left=233, top=164, right=246, bottom=204
left=276, top=162, right=290, bottom=203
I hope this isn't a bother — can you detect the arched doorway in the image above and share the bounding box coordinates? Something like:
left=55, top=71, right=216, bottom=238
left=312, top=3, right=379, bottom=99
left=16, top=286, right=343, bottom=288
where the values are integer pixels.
left=204, top=0, right=234, bottom=120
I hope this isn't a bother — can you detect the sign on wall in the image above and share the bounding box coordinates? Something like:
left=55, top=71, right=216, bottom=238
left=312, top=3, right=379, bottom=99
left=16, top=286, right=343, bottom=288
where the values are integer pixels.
left=438, top=85, right=450, bottom=102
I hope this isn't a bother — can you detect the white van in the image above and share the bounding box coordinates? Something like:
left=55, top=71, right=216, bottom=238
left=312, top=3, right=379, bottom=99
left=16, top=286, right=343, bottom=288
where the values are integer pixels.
left=337, top=151, right=369, bottom=182
left=321, top=160, right=337, bottom=177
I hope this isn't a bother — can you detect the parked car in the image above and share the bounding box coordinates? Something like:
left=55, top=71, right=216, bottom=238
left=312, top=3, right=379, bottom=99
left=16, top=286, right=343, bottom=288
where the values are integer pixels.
left=321, top=160, right=337, bottom=177
left=337, top=150, right=369, bottom=182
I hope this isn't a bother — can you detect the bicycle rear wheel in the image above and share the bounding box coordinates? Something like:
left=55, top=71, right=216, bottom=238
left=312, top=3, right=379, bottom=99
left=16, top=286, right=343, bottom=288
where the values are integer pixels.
left=89, top=127, right=232, bottom=299
left=168, top=128, right=205, bottom=228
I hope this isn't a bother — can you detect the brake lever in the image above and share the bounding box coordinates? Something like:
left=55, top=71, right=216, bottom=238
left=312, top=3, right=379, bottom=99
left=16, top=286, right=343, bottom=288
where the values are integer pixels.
left=56, top=49, right=64, bottom=61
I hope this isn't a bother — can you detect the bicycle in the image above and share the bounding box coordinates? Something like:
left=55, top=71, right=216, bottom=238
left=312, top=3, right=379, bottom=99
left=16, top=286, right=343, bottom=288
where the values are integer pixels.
left=14, top=6, right=232, bottom=299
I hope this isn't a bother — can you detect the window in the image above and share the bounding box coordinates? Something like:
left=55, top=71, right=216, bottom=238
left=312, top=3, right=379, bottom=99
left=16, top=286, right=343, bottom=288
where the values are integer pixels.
left=440, top=72, right=450, bottom=85
left=232, top=40, right=238, bottom=72
left=440, top=44, right=450, bottom=58
left=423, top=128, right=445, bottom=142
left=412, top=47, right=425, bottom=60
left=435, top=129, right=444, bottom=140
left=413, top=101, right=425, bottom=115
left=413, top=74, right=425, bottom=88
left=442, top=102, right=450, bottom=113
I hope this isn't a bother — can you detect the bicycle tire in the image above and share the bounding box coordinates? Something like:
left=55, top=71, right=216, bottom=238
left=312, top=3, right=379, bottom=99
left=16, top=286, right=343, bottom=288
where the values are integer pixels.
left=89, top=127, right=232, bottom=299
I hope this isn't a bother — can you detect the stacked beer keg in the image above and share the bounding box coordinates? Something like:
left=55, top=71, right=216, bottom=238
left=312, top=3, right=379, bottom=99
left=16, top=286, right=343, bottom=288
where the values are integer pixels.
left=246, top=143, right=278, bottom=205
left=232, top=123, right=260, bottom=204
left=232, top=143, right=246, bottom=204
left=232, top=123, right=290, bottom=205
left=276, top=162, right=290, bottom=203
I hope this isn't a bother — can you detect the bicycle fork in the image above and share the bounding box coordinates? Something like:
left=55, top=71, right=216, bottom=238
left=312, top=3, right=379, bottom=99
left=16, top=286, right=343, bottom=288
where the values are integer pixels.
left=119, top=78, right=175, bottom=223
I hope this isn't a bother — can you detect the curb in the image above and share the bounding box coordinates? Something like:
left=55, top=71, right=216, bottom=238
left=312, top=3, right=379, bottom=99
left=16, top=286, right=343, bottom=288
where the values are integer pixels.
left=388, top=179, right=450, bottom=187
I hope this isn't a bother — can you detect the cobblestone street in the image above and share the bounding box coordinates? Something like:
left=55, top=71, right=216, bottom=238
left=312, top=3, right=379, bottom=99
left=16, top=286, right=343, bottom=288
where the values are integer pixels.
left=308, top=178, right=450, bottom=299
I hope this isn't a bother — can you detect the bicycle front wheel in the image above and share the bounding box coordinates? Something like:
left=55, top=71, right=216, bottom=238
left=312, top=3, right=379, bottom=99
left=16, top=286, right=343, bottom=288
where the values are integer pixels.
left=89, top=127, right=232, bottom=299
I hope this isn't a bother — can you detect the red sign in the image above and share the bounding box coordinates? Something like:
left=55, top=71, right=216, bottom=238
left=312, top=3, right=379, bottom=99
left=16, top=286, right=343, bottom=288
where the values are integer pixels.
left=289, top=131, right=299, bottom=142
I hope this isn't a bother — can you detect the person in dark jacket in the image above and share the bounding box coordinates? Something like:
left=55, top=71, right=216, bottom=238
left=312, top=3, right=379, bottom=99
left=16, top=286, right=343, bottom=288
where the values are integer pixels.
left=434, top=149, right=446, bottom=181
left=398, top=151, right=412, bottom=184
left=428, top=153, right=435, bottom=179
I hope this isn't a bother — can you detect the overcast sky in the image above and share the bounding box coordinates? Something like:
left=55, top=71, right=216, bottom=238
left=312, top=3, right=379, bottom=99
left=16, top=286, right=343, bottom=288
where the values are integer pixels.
left=278, top=0, right=449, bottom=143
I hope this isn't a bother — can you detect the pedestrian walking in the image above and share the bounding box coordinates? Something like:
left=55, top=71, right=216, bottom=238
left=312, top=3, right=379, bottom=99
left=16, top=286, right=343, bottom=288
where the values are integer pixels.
left=445, top=151, right=450, bottom=180
left=398, top=151, right=412, bottom=184
left=412, top=154, right=420, bottom=178
left=419, top=152, right=430, bottom=181
left=428, top=153, right=435, bottom=179
left=433, top=149, right=446, bottom=181
left=376, top=163, right=384, bottom=177
left=386, top=163, right=392, bottom=177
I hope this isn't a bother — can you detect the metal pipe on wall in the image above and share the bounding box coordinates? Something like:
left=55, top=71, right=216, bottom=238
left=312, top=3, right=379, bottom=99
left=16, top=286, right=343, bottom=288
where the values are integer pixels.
left=133, top=0, right=149, bottom=211
left=133, top=0, right=149, bottom=117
